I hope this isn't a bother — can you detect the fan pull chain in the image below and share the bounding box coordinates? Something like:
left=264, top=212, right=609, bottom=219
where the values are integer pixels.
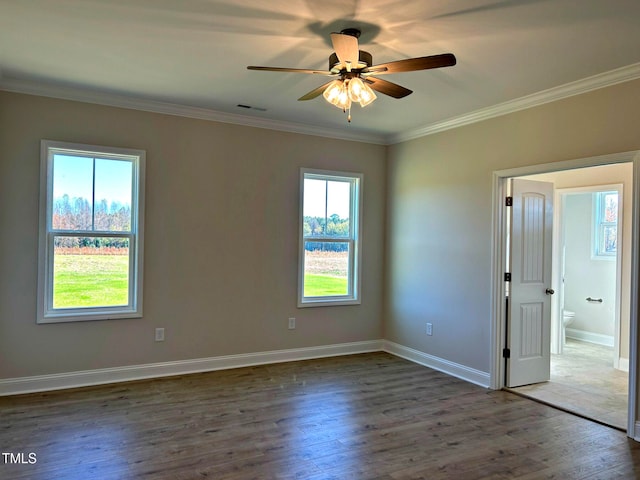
left=347, top=107, right=352, bottom=123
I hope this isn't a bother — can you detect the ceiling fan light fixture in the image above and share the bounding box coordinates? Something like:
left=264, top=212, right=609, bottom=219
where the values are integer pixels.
left=248, top=28, right=456, bottom=124
left=359, top=83, right=377, bottom=107
left=335, top=82, right=351, bottom=110
left=347, top=77, right=365, bottom=102
left=346, top=77, right=377, bottom=107
left=322, top=80, right=343, bottom=105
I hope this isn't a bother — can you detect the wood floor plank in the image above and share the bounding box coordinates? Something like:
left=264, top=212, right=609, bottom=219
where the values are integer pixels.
left=2, top=352, right=639, bottom=479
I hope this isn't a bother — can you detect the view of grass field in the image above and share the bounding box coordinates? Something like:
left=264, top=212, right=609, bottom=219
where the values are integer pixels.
left=52, top=249, right=347, bottom=308
left=304, top=274, right=348, bottom=296
left=50, top=172, right=354, bottom=306
left=53, top=253, right=129, bottom=308
left=304, top=251, right=349, bottom=297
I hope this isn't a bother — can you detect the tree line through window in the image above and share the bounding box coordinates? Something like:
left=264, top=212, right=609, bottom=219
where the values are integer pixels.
left=303, top=214, right=350, bottom=251
left=52, top=194, right=131, bottom=250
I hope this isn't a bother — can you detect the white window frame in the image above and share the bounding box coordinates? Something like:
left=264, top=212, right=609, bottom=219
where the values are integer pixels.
left=298, top=168, right=362, bottom=307
left=37, top=140, right=145, bottom=323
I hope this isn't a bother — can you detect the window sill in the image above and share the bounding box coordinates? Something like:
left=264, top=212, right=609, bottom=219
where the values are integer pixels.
left=298, top=298, right=361, bottom=308
left=37, top=310, right=142, bottom=324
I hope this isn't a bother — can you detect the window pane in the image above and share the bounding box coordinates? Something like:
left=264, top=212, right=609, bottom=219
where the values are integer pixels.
left=326, top=180, right=350, bottom=237
left=303, top=179, right=327, bottom=236
left=602, top=193, right=618, bottom=223
left=595, top=191, right=618, bottom=257
left=303, top=178, right=350, bottom=238
left=304, top=241, right=349, bottom=297
left=303, top=179, right=327, bottom=216
left=601, top=225, right=617, bottom=255
left=95, top=159, right=133, bottom=231
left=52, top=154, right=94, bottom=230
left=52, top=237, right=130, bottom=308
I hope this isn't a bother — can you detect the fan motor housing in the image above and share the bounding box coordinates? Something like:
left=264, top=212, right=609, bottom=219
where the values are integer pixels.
left=329, top=50, right=372, bottom=70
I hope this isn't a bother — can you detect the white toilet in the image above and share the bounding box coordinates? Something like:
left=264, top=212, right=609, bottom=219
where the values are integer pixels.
left=562, top=309, right=575, bottom=345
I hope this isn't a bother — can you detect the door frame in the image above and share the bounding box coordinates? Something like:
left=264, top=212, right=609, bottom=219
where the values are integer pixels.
left=489, top=150, right=640, bottom=439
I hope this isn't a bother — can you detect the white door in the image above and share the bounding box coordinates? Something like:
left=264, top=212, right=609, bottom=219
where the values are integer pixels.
left=506, top=178, right=554, bottom=387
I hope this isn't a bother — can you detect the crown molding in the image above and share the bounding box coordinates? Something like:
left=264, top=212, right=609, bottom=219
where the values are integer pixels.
left=388, top=62, right=640, bottom=145
left=0, top=78, right=388, bottom=145
left=2, top=63, right=639, bottom=146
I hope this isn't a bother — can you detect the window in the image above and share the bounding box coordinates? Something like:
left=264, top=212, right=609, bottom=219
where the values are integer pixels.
left=299, top=169, right=362, bottom=306
left=593, top=190, right=619, bottom=258
left=37, top=140, right=145, bottom=323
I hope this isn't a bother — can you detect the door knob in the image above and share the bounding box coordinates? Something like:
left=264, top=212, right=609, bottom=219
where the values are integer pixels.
left=545, top=288, right=555, bottom=295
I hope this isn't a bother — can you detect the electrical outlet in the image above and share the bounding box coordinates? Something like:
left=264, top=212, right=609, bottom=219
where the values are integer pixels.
left=155, top=328, right=165, bottom=342
left=288, top=317, right=296, bottom=330
left=426, top=323, right=433, bottom=336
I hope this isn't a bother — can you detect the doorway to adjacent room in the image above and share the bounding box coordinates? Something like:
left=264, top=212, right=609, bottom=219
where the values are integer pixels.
left=490, top=151, right=639, bottom=436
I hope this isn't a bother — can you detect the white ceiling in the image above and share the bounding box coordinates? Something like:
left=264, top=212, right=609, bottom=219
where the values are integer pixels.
left=1, top=0, right=640, bottom=144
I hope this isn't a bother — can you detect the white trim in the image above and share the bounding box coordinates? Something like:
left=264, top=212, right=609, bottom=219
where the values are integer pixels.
left=634, top=422, right=640, bottom=442
left=0, top=77, right=387, bottom=145
left=0, top=339, right=497, bottom=396
left=389, top=63, right=640, bottom=144
left=383, top=341, right=491, bottom=388
left=565, top=329, right=614, bottom=348
left=2, top=64, right=639, bottom=147
left=0, top=340, right=383, bottom=397
left=629, top=152, right=640, bottom=438
left=490, top=172, right=510, bottom=390
left=619, top=357, right=630, bottom=373
left=551, top=188, right=564, bottom=355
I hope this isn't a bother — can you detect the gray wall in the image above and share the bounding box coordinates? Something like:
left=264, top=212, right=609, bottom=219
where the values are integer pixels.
left=0, top=91, right=387, bottom=378
left=385, top=78, right=640, bottom=375
left=563, top=193, right=616, bottom=338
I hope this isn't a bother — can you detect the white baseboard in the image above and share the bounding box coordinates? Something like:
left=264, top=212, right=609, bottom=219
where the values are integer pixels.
left=566, top=328, right=614, bottom=347
left=382, top=341, right=491, bottom=388
left=618, top=357, right=630, bottom=372
left=0, top=340, right=383, bottom=396
left=0, top=339, right=491, bottom=396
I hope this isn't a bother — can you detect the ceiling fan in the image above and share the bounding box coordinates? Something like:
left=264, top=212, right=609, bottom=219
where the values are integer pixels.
left=247, top=28, right=456, bottom=123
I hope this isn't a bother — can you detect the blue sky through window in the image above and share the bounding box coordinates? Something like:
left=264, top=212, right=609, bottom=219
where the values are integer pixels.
left=303, top=178, right=350, bottom=218
left=53, top=154, right=133, bottom=206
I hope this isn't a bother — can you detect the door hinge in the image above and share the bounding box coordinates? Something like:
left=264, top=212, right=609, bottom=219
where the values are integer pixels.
left=502, top=348, right=511, bottom=359
left=504, top=272, right=511, bottom=282
left=505, top=196, right=513, bottom=206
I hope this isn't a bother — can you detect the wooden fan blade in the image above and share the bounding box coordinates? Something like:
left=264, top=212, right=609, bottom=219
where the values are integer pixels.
left=298, top=80, right=335, bottom=101
left=247, top=66, right=332, bottom=75
left=365, top=77, right=413, bottom=98
left=365, top=53, right=456, bottom=75
left=361, top=66, right=388, bottom=75
left=330, top=33, right=359, bottom=69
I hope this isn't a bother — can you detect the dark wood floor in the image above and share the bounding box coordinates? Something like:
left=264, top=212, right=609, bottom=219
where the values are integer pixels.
left=2, top=352, right=640, bottom=479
